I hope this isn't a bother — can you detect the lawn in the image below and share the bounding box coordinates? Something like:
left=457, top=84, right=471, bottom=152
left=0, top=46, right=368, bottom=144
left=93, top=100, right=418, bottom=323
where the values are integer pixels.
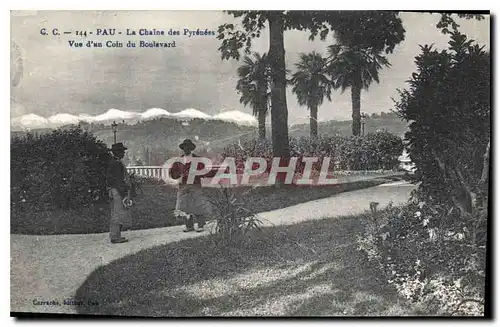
left=11, top=178, right=391, bottom=235
left=74, top=214, right=419, bottom=317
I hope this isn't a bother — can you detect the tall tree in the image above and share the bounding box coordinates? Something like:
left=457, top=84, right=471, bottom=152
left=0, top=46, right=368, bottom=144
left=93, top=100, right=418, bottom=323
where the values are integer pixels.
left=218, top=11, right=405, bottom=157
left=327, top=44, right=390, bottom=136
left=291, top=51, right=332, bottom=138
left=236, top=52, right=270, bottom=139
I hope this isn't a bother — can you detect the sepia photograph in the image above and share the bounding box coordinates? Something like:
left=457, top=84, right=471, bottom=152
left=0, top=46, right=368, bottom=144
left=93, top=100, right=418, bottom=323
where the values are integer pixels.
left=10, top=9, right=491, bottom=318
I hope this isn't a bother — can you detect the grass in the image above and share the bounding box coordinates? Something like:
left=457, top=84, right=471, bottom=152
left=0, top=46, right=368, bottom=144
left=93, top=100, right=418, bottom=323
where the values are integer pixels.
left=11, top=178, right=391, bottom=235
left=74, top=214, right=419, bottom=317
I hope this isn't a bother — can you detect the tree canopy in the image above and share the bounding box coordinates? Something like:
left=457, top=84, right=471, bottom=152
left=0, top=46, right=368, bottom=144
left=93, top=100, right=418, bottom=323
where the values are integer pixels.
left=217, top=11, right=406, bottom=61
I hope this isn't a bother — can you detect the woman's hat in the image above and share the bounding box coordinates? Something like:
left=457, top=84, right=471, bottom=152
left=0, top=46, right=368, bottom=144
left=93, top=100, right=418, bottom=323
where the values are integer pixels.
left=111, top=143, right=128, bottom=152
left=179, top=139, right=196, bottom=151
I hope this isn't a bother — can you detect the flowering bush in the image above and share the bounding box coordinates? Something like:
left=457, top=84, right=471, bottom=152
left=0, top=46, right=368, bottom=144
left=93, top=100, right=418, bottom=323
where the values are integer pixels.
left=356, top=198, right=486, bottom=316
left=221, top=131, right=403, bottom=172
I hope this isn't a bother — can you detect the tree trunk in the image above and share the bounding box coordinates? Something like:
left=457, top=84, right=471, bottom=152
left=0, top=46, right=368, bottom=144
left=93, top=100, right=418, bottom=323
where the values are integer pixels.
left=268, top=13, right=290, bottom=159
left=258, top=109, right=266, bottom=139
left=257, top=80, right=268, bottom=140
left=480, top=139, right=490, bottom=186
left=310, top=105, right=318, bottom=138
left=433, top=150, right=473, bottom=215
left=351, top=81, right=362, bottom=136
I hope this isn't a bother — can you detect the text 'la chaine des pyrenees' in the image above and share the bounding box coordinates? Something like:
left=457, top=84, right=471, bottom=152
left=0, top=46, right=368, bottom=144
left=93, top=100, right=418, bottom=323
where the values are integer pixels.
left=90, top=28, right=216, bottom=37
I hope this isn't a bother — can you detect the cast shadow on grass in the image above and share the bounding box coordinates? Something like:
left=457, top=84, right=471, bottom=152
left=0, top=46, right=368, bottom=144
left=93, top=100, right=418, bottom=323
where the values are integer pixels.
left=74, top=215, right=416, bottom=317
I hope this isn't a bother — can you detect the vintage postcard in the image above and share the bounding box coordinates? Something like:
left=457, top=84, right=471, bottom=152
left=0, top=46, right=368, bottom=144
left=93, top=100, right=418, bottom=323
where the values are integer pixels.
left=10, top=10, right=490, bottom=318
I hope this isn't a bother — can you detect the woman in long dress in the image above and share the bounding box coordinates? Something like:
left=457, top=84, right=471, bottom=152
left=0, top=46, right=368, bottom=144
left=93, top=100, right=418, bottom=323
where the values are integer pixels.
left=171, top=139, right=212, bottom=232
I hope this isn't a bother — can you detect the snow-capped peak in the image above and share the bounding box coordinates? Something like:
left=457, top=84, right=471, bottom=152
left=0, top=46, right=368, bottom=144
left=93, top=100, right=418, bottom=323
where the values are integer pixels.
left=94, top=109, right=140, bottom=122
left=48, top=113, right=80, bottom=126
left=172, top=108, right=212, bottom=119
left=78, top=114, right=96, bottom=123
left=141, top=108, right=171, bottom=120
left=213, top=110, right=257, bottom=126
left=13, top=114, right=49, bottom=129
left=11, top=107, right=260, bottom=130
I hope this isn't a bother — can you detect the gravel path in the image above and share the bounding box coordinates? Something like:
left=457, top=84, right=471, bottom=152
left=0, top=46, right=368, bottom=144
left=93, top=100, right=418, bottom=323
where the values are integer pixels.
left=10, top=181, right=416, bottom=314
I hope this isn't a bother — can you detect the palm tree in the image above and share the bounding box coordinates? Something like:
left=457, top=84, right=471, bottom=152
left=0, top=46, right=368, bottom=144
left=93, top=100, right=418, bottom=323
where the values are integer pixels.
left=236, top=52, right=270, bottom=139
left=291, top=51, right=333, bottom=138
left=327, top=44, right=390, bottom=136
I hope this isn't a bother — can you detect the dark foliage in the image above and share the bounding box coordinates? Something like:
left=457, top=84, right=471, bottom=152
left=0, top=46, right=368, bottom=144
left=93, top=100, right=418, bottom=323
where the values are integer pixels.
left=217, top=11, right=405, bottom=61
left=394, top=31, right=490, bottom=212
left=221, top=132, right=403, bottom=172
left=358, top=202, right=486, bottom=315
left=11, top=126, right=111, bottom=212
left=436, top=13, right=486, bottom=35
left=356, top=29, right=491, bottom=316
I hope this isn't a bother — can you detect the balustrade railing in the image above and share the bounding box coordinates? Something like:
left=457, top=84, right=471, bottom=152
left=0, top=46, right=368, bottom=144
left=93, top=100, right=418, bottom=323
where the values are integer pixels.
left=127, top=166, right=168, bottom=179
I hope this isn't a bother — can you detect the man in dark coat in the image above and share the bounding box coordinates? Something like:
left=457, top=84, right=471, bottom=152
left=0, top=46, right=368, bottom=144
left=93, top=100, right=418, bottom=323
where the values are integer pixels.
left=106, top=143, right=132, bottom=243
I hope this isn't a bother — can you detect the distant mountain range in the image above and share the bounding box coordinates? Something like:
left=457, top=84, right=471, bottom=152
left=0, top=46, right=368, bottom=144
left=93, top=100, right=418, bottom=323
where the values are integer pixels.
left=10, top=108, right=258, bottom=131
left=290, top=115, right=409, bottom=139
left=10, top=109, right=408, bottom=166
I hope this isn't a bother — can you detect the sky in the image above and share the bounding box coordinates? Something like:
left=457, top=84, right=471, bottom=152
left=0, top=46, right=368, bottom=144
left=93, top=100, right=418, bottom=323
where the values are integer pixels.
left=10, top=11, right=490, bottom=124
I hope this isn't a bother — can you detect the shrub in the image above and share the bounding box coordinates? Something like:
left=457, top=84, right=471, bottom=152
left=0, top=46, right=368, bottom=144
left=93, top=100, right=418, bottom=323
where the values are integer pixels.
left=206, top=187, right=263, bottom=246
left=11, top=126, right=111, bottom=213
left=221, top=132, right=403, bottom=171
left=130, top=173, right=166, bottom=185
left=362, top=31, right=490, bottom=316
left=394, top=31, right=490, bottom=211
left=357, top=201, right=486, bottom=316
left=363, top=131, right=404, bottom=170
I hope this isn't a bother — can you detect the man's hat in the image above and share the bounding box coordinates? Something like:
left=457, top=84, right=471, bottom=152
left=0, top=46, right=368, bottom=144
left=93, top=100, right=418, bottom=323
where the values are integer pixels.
left=179, top=139, right=196, bottom=151
left=111, top=143, right=128, bottom=152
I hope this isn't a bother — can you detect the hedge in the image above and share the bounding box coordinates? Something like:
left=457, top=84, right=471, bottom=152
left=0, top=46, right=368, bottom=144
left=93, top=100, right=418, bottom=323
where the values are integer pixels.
left=221, top=131, right=404, bottom=172
left=11, top=127, right=111, bottom=214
